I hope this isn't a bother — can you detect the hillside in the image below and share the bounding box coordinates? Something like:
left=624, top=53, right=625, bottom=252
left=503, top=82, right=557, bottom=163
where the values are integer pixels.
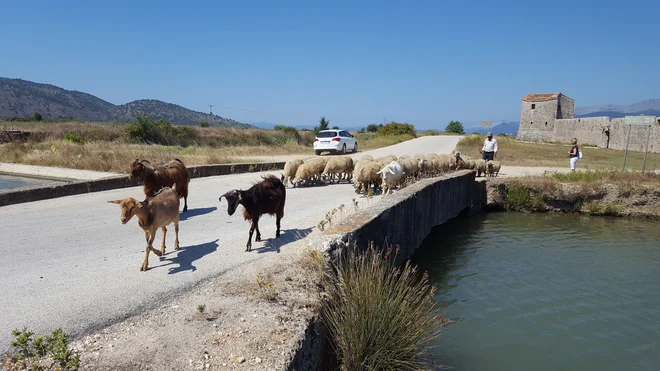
left=574, top=98, right=660, bottom=117
left=0, top=77, right=253, bottom=128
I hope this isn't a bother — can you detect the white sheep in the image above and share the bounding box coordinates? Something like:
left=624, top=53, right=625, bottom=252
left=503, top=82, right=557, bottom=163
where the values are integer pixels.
left=377, top=161, right=404, bottom=195
left=282, top=158, right=304, bottom=186
left=292, top=160, right=325, bottom=187
left=475, top=159, right=487, bottom=177
left=322, top=156, right=354, bottom=183
left=353, top=160, right=381, bottom=194
left=486, top=160, right=501, bottom=177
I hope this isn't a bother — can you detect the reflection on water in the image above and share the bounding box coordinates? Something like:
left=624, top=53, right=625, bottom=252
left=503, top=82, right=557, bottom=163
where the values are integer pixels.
left=0, top=174, right=60, bottom=190
left=411, top=212, right=660, bottom=371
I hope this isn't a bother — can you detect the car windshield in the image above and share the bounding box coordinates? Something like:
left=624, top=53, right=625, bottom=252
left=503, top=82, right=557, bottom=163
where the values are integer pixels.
left=316, top=131, right=337, bottom=138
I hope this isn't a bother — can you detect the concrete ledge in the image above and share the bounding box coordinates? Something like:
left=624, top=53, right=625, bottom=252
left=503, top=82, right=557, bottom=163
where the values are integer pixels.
left=285, top=170, right=484, bottom=370
left=0, top=162, right=121, bottom=181
left=0, top=162, right=286, bottom=207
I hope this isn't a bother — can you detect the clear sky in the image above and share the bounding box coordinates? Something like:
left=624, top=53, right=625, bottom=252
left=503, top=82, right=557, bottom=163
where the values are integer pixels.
left=2, top=0, right=659, bottom=129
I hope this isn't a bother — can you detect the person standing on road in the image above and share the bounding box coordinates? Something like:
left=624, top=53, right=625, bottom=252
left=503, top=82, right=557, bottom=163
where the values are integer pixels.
left=480, top=132, right=498, bottom=161
left=569, top=137, right=580, bottom=172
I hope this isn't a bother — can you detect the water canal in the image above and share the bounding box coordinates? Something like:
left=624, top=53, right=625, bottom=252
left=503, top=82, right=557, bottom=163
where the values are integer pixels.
left=0, top=174, right=62, bottom=191
left=411, top=212, right=660, bottom=371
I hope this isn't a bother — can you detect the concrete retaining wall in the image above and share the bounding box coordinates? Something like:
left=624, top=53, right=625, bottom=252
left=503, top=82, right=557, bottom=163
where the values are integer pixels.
left=286, top=170, right=485, bottom=370
left=0, top=162, right=285, bottom=207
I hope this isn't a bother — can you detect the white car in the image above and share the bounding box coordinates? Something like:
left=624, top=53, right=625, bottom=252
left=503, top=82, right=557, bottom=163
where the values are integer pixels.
left=313, top=129, right=358, bottom=155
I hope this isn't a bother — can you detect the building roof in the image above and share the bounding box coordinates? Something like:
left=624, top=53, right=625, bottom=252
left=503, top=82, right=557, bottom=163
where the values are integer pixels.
left=522, top=93, right=562, bottom=102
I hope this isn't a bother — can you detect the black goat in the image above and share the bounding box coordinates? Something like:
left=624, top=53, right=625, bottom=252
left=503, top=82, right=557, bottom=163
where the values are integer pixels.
left=219, top=175, right=286, bottom=252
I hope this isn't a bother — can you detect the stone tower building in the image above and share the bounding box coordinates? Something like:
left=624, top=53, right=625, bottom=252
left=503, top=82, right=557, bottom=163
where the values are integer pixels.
left=517, top=92, right=575, bottom=142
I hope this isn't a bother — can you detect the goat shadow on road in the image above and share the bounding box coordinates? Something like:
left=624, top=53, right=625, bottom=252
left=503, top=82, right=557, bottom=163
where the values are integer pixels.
left=179, top=207, right=217, bottom=221
left=253, top=227, right=313, bottom=254
left=158, top=239, right=219, bottom=274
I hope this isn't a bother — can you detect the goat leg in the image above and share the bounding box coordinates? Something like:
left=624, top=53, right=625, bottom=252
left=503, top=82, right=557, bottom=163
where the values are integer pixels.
left=247, top=221, right=256, bottom=252
left=174, top=221, right=180, bottom=250
left=254, top=217, right=261, bottom=242
left=160, top=226, right=167, bottom=255
left=141, top=230, right=161, bottom=271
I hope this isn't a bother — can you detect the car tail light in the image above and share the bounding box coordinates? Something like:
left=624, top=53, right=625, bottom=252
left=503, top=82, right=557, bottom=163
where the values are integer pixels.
left=314, top=138, right=318, bottom=142
left=332, top=137, right=341, bottom=142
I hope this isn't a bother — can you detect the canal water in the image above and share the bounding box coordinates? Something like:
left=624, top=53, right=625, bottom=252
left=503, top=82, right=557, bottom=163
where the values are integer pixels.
left=0, top=174, right=60, bottom=190
left=411, top=212, right=660, bottom=371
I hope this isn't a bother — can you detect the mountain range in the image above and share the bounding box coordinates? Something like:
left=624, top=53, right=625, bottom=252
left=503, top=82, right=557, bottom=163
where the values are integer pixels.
left=0, top=77, right=253, bottom=128
left=2, top=77, right=658, bottom=133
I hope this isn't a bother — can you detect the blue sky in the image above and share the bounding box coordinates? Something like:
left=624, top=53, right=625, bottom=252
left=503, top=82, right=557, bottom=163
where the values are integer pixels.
left=2, top=0, right=659, bottom=130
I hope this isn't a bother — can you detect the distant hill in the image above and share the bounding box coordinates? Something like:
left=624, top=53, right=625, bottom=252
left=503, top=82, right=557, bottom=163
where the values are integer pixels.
left=574, top=98, right=660, bottom=117
left=0, top=77, right=253, bottom=128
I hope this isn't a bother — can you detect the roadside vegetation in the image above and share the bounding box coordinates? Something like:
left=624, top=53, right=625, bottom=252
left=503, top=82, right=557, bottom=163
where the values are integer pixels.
left=456, top=133, right=660, bottom=170
left=320, top=244, right=443, bottom=370
left=0, top=117, right=427, bottom=173
left=492, top=170, right=660, bottom=217
left=2, top=327, right=80, bottom=370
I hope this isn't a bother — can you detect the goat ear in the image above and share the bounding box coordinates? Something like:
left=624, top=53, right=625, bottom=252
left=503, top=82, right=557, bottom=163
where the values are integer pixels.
left=107, top=200, right=122, bottom=204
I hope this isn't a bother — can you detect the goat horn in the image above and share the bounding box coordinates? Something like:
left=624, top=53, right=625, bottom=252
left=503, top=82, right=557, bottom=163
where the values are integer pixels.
left=140, top=160, right=151, bottom=165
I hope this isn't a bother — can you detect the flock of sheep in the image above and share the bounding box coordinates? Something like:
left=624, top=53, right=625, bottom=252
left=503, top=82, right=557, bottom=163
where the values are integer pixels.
left=282, top=152, right=501, bottom=195
left=106, top=154, right=502, bottom=271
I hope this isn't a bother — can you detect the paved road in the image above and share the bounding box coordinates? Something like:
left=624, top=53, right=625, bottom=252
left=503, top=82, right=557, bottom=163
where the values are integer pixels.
left=0, top=135, right=467, bottom=350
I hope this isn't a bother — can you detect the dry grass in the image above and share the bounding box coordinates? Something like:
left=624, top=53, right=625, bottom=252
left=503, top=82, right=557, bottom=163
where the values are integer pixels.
left=0, top=121, right=418, bottom=172
left=456, top=134, right=660, bottom=170
left=321, top=244, right=441, bottom=370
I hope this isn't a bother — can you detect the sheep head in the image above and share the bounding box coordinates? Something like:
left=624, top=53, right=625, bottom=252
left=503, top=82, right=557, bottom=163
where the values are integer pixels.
left=107, top=197, right=143, bottom=224
left=128, top=159, right=150, bottom=180
left=219, top=189, right=242, bottom=216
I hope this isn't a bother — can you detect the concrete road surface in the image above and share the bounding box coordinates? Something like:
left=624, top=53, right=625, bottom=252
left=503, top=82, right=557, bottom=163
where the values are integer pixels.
left=0, top=135, right=465, bottom=350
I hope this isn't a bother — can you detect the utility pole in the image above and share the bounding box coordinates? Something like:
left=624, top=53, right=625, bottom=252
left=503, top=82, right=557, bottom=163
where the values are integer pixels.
left=382, top=117, right=387, bottom=125
left=208, top=105, right=214, bottom=116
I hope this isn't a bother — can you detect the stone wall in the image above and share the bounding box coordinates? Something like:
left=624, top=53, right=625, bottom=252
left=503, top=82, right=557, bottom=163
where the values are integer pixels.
left=553, top=117, right=610, bottom=147
left=0, top=162, right=286, bottom=207
left=286, top=170, right=486, bottom=370
left=558, top=94, right=575, bottom=119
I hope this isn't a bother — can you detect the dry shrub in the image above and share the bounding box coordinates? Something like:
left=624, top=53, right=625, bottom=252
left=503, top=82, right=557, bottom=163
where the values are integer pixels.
left=322, top=244, right=441, bottom=371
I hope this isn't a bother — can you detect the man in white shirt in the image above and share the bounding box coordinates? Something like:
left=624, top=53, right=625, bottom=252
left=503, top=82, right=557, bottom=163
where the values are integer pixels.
left=480, top=132, right=498, bottom=161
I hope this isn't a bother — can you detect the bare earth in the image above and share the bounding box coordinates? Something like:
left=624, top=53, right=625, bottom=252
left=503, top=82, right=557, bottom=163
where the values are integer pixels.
left=0, top=136, right=569, bottom=370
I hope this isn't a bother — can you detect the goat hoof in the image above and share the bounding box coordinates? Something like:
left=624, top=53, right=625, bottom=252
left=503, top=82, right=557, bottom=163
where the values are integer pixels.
left=140, top=265, right=148, bottom=271
left=255, top=236, right=261, bottom=242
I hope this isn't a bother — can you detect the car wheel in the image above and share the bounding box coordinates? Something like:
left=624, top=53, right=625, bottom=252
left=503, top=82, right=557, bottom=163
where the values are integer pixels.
left=315, top=150, right=322, bottom=156
left=353, top=142, right=358, bottom=153
left=341, top=144, right=346, bottom=154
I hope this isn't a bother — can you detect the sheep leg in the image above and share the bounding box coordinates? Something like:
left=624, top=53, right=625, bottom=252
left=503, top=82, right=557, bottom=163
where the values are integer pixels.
left=141, top=230, right=161, bottom=271
left=160, top=226, right=167, bottom=255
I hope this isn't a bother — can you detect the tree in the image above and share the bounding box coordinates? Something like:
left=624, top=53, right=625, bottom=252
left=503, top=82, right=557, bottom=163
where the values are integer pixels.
left=366, top=124, right=382, bottom=133
left=318, top=116, right=330, bottom=131
left=445, top=120, right=464, bottom=134
left=33, top=112, right=43, bottom=121
left=332, top=125, right=340, bottom=130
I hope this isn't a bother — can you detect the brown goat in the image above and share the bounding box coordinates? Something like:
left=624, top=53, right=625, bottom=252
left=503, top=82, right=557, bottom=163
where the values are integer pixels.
left=108, top=184, right=181, bottom=271
left=219, top=175, right=286, bottom=252
left=129, top=158, right=191, bottom=212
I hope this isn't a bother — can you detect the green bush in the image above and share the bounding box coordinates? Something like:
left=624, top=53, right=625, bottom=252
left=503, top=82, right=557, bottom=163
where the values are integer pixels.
left=126, top=112, right=198, bottom=146
left=6, top=327, right=80, bottom=370
left=33, top=112, right=43, bottom=121
left=199, top=121, right=210, bottom=127
left=366, top=124, right=382, bottom=133
left=377, top=121, right=416, bottom=137
left=322, top=244, right=441, bottom=370
left=63, top=133, right=85, bottom=145
left=503, top=184, right=547, bottom=212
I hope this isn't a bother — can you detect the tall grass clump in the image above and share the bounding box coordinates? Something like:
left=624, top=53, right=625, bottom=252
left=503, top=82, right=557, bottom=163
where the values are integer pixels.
left=2, top=327, right=80, bottom=370
left=126, top=112, right=198, bottom=146
left=503, top=183, right=547, bottom=212
left=322, top=244, right=441, bottom=371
